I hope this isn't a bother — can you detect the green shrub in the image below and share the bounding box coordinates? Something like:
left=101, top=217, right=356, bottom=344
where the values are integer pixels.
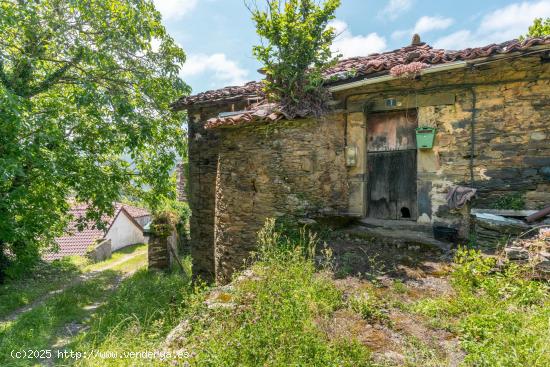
left=489, top=192, right=525, bottom=210
left=414, top=248, right=550, bottom=366
left=451, top=247, right=496, bottom=289
left=183, top=218, right=371, bottom=366
left=348, top=292, right=388, bottom=324
left=392, top=280, right=407, bottom=294
left=256, top=217, right=318, bottom=262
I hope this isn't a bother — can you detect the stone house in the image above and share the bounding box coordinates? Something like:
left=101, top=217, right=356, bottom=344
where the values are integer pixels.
left=172, top=36, right=550, bottom=283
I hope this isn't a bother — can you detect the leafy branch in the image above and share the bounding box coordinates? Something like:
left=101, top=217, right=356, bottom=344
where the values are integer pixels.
left=247, top=0, right=341, bottom=118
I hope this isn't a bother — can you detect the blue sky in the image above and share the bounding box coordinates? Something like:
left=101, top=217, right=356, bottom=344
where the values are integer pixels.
left=153, top=0, right=550, bottom=94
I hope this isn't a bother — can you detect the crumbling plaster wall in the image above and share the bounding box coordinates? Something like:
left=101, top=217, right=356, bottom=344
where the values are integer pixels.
left=337, top=55, right=550, bottom=233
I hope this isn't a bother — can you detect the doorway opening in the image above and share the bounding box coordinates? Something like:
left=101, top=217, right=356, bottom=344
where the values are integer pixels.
left=366, top=110, right=418, bottom=221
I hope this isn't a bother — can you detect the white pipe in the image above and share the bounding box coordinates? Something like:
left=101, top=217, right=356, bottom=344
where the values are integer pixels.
left=328, top=61, right=468, bottom=92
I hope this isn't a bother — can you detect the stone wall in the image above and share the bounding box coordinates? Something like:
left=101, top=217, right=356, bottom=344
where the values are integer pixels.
left=86, top=239, right=111, bottom=262
left=176, top=162, right=188, bottom=202
left=187, top=102, right=250, bottom=282
left=187, top=108, right=219, bottom=281
left=213, top=116, right=348, bottom=283
left=186, top=54, right=550, bottom=283
left=147, top=231, right=178, bottom=271
left=336, top=55, right=550, bottom=233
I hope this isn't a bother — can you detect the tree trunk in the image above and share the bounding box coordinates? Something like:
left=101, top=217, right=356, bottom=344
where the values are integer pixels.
left=0, top=240, right=8, bottom=284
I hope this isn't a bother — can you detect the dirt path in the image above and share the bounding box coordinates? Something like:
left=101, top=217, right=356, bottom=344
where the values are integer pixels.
left=325, top=234, right=465, bottom=366
left=0, top=250, right=146, bottom=323
left=40, top=266, right=143, bottom=367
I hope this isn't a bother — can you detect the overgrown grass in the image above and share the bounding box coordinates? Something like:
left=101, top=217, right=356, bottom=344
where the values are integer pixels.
left=0, top=259, right=82, bottom=319
left=0, top=271, right=119, bottom=366
left=413, top=248, right=550, bottom=367
left=69, top=269, right=196, bottom=367
left=179, top=218, right=371, bottom=367
left=83, top=243, right=147, bottom=272
left=107, top=251, right=147, bottom=273
left=0, top=244, right=148, bottom=320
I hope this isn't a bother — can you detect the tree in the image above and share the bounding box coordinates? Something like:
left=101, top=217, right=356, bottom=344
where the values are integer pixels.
left=0, top=0, right=189, bottom=281
left=520, top=18, right=550, bottom=39
left=247, top=0, right=341, bottom=118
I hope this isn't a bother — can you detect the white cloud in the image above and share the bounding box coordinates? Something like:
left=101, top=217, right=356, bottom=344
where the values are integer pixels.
left=379, top=0, right=413, bottom=21
left=434, top=30, right=474, bottom=50
left=414, top=16, right=454, bottom=34
left=392, top=15, right=454, bottom=41
left=153, top=0, right=198, bottom=20
left=434, top=1, right=550, bottom=49
left=180, top=53, right=249, bottom=86
left=330, top=20, right=387, bottom=58
left=478, top=1, right=550, bottom=40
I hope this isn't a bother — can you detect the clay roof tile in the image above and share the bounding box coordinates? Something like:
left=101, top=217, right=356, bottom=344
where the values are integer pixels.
left=171, top=37, right=550, bottom=111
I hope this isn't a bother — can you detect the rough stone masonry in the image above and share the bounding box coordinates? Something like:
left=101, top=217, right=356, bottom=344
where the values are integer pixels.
left=174, top=38, right=550, bottom=283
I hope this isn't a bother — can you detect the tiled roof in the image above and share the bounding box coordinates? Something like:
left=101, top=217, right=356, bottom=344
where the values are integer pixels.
left=171, top=37, right=550, bottom=110
left=43, top=203, right=150, bottom=261
left=173, top=81, right=264, bottom=110
left=205, top=102, right=284, bottom=129
left=115, top=203, right=150, bottom=219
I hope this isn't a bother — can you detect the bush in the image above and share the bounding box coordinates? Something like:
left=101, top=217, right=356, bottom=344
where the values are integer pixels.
left=489, top=192, right=525, bottom=210
left=181, top=218, right=371, bottom=366
left=256, top=217, right=317, bottom=262
left=155, top=199, right=191, bottom=253
left=414, top=248, right=550, bottom=366
left=248, top=0, right=341, bottom=118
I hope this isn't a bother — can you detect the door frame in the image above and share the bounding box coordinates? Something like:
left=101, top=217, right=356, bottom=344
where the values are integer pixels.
left=365, top=109, right=418, bottom=221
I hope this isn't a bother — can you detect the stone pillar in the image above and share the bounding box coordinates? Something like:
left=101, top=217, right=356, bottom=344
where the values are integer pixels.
left=176, top=162, right=188, bottom=202
left=147, top=213, right=177, bottom=271
left=346, top=111, right=367, bottom=216
left=188, top=110, right=219, bottom=282
left=148, top=235, right=171, bottom=270
left=213, top=144, right=266, bottom=284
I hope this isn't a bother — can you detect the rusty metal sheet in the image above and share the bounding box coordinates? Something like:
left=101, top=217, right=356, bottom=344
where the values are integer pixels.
left=367, top=110, right=418, bottom=152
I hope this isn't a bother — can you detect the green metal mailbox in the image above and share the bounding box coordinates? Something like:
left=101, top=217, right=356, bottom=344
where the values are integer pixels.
left=415, top=127, right=436, bottom=149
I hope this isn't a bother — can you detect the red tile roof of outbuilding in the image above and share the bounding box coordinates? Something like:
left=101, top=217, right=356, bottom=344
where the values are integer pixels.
left=43, top=203, right=150, bottom=261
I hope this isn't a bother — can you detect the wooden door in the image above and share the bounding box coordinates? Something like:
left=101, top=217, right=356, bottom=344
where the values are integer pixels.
left=367, top=111, right=417, bottom=220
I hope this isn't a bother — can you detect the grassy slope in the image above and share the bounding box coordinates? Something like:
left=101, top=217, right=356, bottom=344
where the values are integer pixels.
left=183, top=257, right=370, bottom=367
left=0, top=244, right=150, bottom=367
left=2, top=228, right=548, bottom=367
left=0, top=259, right=82, bottom=319
left=0, top=271, right=120, bottom=367
left=83, top=243, right=147, bottom=272
left=69, top=267, right=195, bottom=367
left=0, top=244, right=147, bottom=319
left=67, top=226, right=549, bottom=367
left=412, top=248, right=550, bottom=367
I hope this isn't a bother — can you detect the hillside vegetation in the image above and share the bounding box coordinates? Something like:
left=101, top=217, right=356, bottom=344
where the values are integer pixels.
left=1, top=223, right=548, bottom=366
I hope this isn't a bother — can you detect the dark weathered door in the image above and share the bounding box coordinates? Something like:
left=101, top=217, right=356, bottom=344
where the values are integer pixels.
left=367, top=111, right=417, bottom=220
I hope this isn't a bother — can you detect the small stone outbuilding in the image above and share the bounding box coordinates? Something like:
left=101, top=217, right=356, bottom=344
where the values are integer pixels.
left=172, top=37, right=550, bottom=283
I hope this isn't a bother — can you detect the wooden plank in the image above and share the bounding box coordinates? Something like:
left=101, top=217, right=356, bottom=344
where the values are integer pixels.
left=367, top=110, right=417, bottom=152
left=367, top=150, right=417, bottom=220
left=471, top=209, right=537, bottom=217
left=348, top=92, right=456, bottom=113
left=367, top=152, right=395, bottom=219
left=395, top=150, right=418, bottom=220
left=526, top=206, right=550, bottom=223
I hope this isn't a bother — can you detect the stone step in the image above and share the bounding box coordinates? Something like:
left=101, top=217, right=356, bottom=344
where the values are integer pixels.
left=346, top=225, right=452, bottom=253
left=358, top=218, right=434, bottom=235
